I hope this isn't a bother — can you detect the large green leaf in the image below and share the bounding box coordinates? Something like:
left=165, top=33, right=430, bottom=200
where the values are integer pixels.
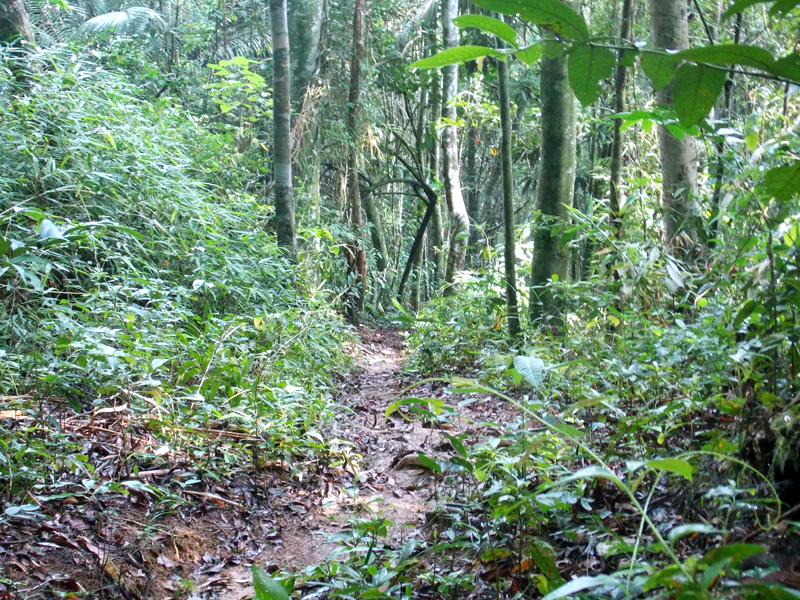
left=452, top=15, right=518, bottom=48
left=513, top=355, right=545, bottom=387
left=514, top=44, right=543, bottom=66
left=764, top=161, right=800, bottom=201
left=640, top=53, right=677, bottom=91
left=722, top=0, right=768, bottom=19
left=672, top=63, right=727, bottom=127
left=769, top=0, right=800, bottom=15
left=409, top=46, right=500, bottom=69
left=770, top=53, right=800, bottom=83
left=252, top=565, right=290, bottom=600
left=677, top=44, right=774, bottom=71
left=568, top=43, right=615, bottom=106
left=646, top=458, right=693, bottom=481
left=474, top=0, right=589, bottom=41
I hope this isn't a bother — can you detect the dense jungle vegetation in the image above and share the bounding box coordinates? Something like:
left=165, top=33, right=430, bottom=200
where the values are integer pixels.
left=4, top=0, right=800, bottom=597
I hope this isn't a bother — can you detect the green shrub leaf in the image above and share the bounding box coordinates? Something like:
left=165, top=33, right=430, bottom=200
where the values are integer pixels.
left=672, top=63, right=727, bottom=127
left=568, top=43, right=615, bottom=106
left=409, top=46, right=500, bottom=69
left=452, top=15, right=518, bottom=48
left=513, top=355, right=545, bottom=387
left=677, top=44, right=774, bottom=71
left=251, top=565, right=290, bottom=600
left=474, top=0, right=589, bottom=41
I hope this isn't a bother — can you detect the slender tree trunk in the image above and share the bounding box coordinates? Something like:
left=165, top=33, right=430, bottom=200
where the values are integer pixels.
left=441, top=0, right=469, bottom=295
left=709, top=10, right=741, bottom=248
left=1, top=0, right=35, bottom=45
left=530, top=3, right=577, bottom=330
left=270, top=0, right=297, bottom=262
left=429, top=70, right=446, bottom=290
left=363, top=191, right=389, bottom=272
left=497, top=22, right=519, bottom=339
left=466, top=122, right=480, bottom=265
left=398, top=190, right=438, bottom=298
left=650, top=0, right=698, bottom=250
left=609, top=0, right=633, bottom=238
left=345, top=0, right=367, bottom=323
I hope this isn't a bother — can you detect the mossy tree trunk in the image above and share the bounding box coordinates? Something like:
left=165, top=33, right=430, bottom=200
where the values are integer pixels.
left=345, top=0, right=367, bottom=323
left=650, top=0, right=698, bottom=249
left=530, top=5, right=577, bottom=330
left=269, top=0, right=297, bottom=262
left=441, top=0, right=469, bottom=295
left=288, top=0, right=324, bottom=108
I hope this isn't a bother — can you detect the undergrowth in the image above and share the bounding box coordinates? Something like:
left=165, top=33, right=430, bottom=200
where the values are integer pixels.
left=0, top=44, right=353, bottom=508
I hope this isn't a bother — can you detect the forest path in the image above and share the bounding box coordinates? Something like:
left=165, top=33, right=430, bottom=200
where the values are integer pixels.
left=217, top=327, right=441, bottom=599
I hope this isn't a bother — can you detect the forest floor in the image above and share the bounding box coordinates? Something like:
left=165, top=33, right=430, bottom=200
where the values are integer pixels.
left=0, top=328, right=518, bottom=599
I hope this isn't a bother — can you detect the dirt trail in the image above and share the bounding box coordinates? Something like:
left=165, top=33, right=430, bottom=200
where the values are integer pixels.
left=217, top=328, right=439, bottom=599
left=1, top=328, right=516, bottom=599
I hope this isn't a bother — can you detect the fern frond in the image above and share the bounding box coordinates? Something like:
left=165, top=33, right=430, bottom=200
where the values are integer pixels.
left=77, top=6, right=166, bottom=37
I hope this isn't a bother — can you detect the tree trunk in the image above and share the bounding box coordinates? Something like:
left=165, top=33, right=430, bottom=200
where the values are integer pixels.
left=650, top=0, right=698, bottom=249
left=466, top=122, right=480, bottom=266
left=270, top=0, right=297, bottom=262
left=709, top=10, right=741, bottom=248
left=0, top=0, right=35, bottom=45
left=398, top=190, right=438, bottom=298
left=497, top=21, right=519, bottom=339
left=429, top=70, right=446, bottom=291
left=530, top=5, right=577, bottom=330
left=345, top=0, right=367, bottom=323
left=288, top=0, right=324, bottom=107
left=609, top=0, right=633, bottom=238
left=441, top=0, right=469, bottom=295
left=363, top=191, right=389, bottom=272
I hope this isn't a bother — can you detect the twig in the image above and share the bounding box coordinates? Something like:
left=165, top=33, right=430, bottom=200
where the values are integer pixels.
left=182, top=490, right=246, bottom=510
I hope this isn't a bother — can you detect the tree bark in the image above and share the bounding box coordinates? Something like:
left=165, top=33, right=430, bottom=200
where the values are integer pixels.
left=429, top=69, right=446, bottom=291
left=497, top=22, right=519, bottom=339
left=288, top=0, right=324, bottom=107
left=270, top=0, right=297, bottom=262
left=441, top=0, right=469, bottom=295
left=650, top=0, right=698, bottom=250
left=1, top=0, right=35, bottom=45
left=398, top=188, right=438, bottom=298
left=466, top=122, right=481, bottom=265
left=363, top=191, right=389, bottom=272
left=345, top=0, right=367, bottom=323
left=609, top=0, right=633, bottom=238
left=530, top=5, right=577, bottom=330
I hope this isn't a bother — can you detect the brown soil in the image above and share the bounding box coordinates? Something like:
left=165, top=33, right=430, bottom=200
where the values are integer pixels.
left=0, top=327, right=518, bottom=600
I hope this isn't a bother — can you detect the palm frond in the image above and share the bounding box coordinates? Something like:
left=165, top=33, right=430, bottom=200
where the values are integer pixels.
left=77, top=6, right=166, bottom=37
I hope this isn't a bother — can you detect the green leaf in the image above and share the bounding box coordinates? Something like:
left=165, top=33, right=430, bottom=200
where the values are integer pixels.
left=568, top=43, right=615, bottom=106
left=417, top=453, right=443, bottom=474
left=452, top=15, right=518, bottom=48
left=513, top=355, right=545, bottom=387
left=646, top=458, right=693, bottom=480
left=0, top=236, right=10, bottom=256
left=770, top=0, right=800, bottom=15
left=672, top=63, right=727, bottom=127
left=409, top=46, right=500, bottom=69
left=640, top=53, right=677, bottom=91
left=514, top=44, right=543, bottom=66
left=556, top=466, right=622, bottom=487
left=734, top=299, right=761, bottom=327
left=770, top=53, right=800, bottom=83
left=252, top=565, right=290, bottom=600
left=668, top=523, right=720, bottom=545
left=528, top=540, right=564, bottom=585
left=764, top=161, right=800, bottom=201
left=677, top=44, right=774, bottom=71
left=702, top=543, right=765, bottom=570
left=550, top=423, right=585, bottom=438
left=722, top=0, right=768, bottom=19
left=444, top=433, right=468, bottom=458
left=542, top=575, right=621, bottom=600
left=474, top=0, right=589, bottom=41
